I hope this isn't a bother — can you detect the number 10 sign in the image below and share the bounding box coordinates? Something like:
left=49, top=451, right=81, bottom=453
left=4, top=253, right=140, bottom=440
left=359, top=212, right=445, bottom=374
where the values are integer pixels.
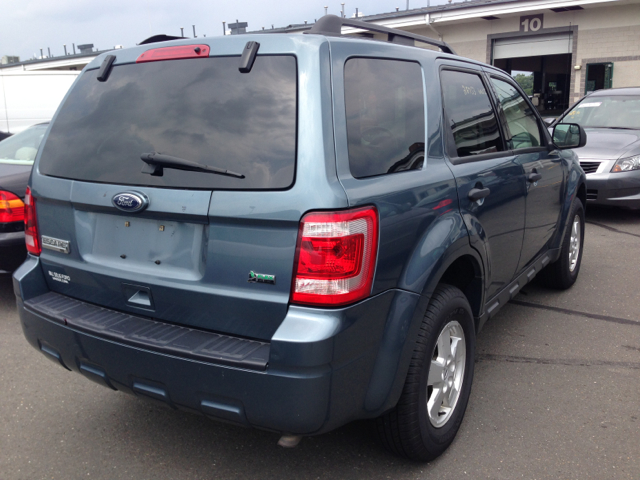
left=520, top=14, right=544, bottom=32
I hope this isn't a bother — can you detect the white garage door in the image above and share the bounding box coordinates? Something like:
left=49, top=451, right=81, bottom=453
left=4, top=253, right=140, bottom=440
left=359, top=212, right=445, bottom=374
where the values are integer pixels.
left=493, top=32, right=573, bottom=60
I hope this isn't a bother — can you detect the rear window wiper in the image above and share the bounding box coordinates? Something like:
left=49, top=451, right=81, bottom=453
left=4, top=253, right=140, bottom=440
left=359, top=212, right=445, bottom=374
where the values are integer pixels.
left=140, top=152, right=245, bottom=179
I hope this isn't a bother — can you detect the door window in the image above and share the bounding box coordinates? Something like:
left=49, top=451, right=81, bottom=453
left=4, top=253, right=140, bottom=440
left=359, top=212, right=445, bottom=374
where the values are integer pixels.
left=440, top=70, right=504, bottom=158
left=489, top=77, right=542, bottom=150
left=344, top=58, right=425, bottom=178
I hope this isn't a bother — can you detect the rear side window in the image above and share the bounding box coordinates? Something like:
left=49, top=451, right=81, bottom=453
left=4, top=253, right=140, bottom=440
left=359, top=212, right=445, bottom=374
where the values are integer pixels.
left=344, top=58, right=425, bottom=178
left=38, top=55, right=297, bottom=190
left=489, top=77, right=542, bottom=150
left=441, top=70, right=504, bottom=158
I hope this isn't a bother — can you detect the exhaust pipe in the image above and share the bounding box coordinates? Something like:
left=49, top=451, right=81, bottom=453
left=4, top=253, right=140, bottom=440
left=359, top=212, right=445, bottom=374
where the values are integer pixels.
left=277, top=434, right=302, bottom=448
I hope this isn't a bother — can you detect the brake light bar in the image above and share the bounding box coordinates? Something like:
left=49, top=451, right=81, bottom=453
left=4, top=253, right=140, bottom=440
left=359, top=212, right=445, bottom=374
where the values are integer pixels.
left=136, top=45, right=210, bottom=63
left=291, top=206, right=378, bottom=307
left=0, top=191, right=25, bottom=223
left=24, top=187, right=40, bottom=256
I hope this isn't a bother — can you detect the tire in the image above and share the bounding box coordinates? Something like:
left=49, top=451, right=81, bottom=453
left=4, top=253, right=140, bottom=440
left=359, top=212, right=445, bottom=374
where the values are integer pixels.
left=376, top=284, right=476, bottom=462
left=538, top=199, right=585, bottom=290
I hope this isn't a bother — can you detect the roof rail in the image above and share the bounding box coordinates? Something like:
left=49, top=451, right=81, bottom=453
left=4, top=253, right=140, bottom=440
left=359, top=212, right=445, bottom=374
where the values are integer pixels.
left=304, top=15, right=456, bottom=55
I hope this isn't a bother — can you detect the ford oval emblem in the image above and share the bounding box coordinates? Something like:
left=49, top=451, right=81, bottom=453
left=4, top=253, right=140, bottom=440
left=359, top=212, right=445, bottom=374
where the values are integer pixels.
left=112, top=192, right=149, bottom=213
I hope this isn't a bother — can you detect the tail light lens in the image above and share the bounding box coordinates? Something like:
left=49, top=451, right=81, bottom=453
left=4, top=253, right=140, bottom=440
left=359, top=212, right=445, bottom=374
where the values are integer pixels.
left=291, top=206, right=378, bottom=307
left=24, top=187, right=41, bottom=255
left=0, top=191, right=25, bottom=223
left=137, top=45, right=210, bottom=63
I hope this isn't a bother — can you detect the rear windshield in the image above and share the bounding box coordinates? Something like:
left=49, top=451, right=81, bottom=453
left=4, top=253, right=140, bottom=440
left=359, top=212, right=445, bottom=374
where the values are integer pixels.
left=38, top=55, right=297, bottom=190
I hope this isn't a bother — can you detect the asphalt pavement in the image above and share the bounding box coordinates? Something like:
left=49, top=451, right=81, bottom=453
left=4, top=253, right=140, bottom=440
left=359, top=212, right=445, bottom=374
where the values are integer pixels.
left=1, top=205, right=639, bottom=479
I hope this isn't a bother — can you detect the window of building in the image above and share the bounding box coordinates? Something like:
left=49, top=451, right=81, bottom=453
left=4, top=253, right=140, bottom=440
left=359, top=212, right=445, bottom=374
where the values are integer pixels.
left=585, top=63, right=613, bottom=94
left=440, top=70, right=504, bottom=157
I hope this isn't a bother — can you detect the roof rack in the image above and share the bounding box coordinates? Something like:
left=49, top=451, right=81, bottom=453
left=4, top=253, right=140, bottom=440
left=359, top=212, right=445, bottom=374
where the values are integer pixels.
left=304, top=15, right=456, bottom=55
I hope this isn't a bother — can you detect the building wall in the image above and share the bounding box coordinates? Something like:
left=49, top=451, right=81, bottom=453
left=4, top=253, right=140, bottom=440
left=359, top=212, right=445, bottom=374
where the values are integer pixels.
left=612, top=59, right=640, bottom=88
left=402, top=2, right=640, bottom=103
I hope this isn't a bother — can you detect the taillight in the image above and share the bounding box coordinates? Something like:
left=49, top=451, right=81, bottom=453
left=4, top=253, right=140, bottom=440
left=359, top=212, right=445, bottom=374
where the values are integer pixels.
left=0, top=191, right=25, bottom=223
left=24, top=187, right=40, bottom=256
left=136, top=45, right=210, bottom=63
left=291, top=206, right=378, bottom=307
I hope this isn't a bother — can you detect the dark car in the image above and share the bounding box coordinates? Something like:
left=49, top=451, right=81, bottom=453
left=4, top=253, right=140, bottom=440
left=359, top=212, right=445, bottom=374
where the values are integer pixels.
left=0, top=123, right=47, bottom=270
left=13, top=16, right=587, bottom=462
left=553, top=87, right=640, bottom=208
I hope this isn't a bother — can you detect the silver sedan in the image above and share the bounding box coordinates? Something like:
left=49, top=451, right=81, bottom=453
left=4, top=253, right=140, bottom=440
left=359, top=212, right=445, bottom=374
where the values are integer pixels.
left=553, top=88, right=640, bottom=208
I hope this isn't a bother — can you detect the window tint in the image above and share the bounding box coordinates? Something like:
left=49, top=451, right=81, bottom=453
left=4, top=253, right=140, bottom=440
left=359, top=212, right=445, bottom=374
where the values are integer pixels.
left=39, top=56, right=297, bottom=190
left=490, top=78, right=542, bottom=150
left=344, top=58, right=425, bottom=178
left=440, top=70, right=503, bottom=157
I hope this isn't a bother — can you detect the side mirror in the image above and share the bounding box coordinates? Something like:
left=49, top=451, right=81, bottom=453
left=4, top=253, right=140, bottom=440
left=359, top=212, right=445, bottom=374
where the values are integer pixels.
left=552, top=123, right=587, bottom=150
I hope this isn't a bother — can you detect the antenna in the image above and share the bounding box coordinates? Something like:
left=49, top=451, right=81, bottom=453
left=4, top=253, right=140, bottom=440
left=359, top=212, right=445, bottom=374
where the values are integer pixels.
left=324, top=5, right=328, bottom=15
left=222, top=21, right=226, bottom=35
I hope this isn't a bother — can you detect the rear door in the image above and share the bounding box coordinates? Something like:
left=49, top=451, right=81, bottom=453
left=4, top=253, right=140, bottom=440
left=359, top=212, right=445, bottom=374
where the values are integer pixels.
left=31, top=37, right=343, bottom=341
left=485, top=72, right=564, bottom=272
left=439, top=64, right=527, bottom=300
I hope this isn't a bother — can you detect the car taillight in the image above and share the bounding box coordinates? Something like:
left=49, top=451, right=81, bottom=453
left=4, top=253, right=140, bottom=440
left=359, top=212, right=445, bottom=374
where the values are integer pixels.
left=136, top=45, right=210, bottom=63
left=24, top=187, right=40, bottom=256
left=0, top=191, right=25, bottom=223
left=291, top=206, right=378, bottom=307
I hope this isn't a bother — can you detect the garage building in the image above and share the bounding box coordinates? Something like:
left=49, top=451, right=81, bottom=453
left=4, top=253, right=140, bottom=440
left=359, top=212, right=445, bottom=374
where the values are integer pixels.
left=279, top=0, right=640, bottom=115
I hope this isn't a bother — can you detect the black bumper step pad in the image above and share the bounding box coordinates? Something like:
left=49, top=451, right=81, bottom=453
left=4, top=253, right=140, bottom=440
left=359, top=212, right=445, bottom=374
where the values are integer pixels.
left=25, top=292, right=270, bottom=370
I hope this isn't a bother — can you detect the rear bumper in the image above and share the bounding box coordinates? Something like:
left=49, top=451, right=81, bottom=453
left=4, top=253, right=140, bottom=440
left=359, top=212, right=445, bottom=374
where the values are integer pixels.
left=14, top=255, right=421, bottom=435
left=586, top=170, right=640, bottom=208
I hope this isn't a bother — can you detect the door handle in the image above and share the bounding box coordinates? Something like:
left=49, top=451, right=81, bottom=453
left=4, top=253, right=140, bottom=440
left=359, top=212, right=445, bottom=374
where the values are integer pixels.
left=128, top=290, right=152, bottom=307
left=468, top=187, right=490, bottom=201
left=527, top=172, right=542, bottom=183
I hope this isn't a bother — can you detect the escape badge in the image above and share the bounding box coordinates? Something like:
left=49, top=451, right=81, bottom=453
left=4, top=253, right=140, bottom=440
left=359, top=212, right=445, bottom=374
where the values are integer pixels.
left=248, top=271, right=276, bottom=285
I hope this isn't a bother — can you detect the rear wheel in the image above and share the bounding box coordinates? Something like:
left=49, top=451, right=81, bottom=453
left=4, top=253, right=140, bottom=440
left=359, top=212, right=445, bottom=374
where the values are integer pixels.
left=376, top=284, right=475, bottom=461
left=538, top=199, right=585, bottom=290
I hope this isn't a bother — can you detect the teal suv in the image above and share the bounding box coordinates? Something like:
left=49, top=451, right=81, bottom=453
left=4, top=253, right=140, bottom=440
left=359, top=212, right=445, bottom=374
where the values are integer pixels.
left=14, top=15, right=587, bottom=461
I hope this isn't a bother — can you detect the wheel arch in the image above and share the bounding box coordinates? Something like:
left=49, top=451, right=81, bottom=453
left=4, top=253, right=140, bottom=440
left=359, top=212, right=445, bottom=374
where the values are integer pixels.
left=364, top=232, right=485, bottom=416
left=438, top=255, right=483, bottom=322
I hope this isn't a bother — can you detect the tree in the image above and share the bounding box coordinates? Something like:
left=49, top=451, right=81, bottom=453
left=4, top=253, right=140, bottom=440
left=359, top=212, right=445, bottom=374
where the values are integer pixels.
left=513, top=73, right=534, bottom=96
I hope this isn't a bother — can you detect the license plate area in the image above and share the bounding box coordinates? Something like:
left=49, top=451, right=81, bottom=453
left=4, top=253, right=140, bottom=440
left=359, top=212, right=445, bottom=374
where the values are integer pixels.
left=74, top=211, right=206, bottom=280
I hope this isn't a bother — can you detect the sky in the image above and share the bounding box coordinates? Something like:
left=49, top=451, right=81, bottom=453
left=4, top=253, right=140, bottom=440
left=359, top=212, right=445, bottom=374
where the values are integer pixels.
left=2, top=0, right=452, bottom=61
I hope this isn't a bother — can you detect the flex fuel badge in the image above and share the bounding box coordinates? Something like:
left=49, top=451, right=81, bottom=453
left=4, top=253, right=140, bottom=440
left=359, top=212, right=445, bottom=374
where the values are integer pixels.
left=48, top=270, right=71, bottom=284
left=248, top=271, right=276, bottom=285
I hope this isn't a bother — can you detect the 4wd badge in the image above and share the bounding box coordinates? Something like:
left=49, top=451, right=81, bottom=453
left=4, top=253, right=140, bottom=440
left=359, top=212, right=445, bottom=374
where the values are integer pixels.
left=248, top=271, right=276, bottom=285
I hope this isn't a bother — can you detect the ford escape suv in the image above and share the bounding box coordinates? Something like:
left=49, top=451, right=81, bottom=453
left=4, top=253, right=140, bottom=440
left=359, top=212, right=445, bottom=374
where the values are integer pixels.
left=14, top=15, right=587, bottom=462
